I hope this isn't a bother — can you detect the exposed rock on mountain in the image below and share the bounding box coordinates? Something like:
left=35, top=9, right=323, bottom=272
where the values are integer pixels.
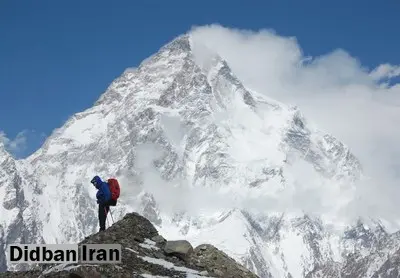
left=164, top=240, right=194, bottom=261
left=189, top=244, right=258, bottom=278
left=0, top=212, right=258, bottom=278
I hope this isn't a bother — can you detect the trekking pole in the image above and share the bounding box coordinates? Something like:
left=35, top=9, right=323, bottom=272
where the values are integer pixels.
left=104, top=208, right=109, bottom=228
left=109, top=208, right=115, bottom=224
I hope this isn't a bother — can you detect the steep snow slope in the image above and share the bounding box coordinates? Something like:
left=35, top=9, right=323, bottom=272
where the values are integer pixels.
left=0, top=33, right=398, bottom=277
left=0, top=143, right=44, bottom=272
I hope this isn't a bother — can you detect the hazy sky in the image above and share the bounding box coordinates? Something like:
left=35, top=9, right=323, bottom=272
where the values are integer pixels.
left=1, top=0, right=399, bottom=158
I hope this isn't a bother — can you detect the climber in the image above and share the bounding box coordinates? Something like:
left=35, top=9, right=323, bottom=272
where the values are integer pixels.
left=91, top=175, right=115, bottom=231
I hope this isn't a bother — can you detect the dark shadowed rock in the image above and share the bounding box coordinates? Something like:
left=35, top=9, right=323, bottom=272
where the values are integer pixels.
left=152, top=235, right=167, bottom=244
left=189, top=244, right=258, bottom=278
left=371, top=248, right=400, bottom=278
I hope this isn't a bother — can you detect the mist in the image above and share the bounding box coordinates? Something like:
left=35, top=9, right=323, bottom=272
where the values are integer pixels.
left=188, top=24, right=400, bottom=230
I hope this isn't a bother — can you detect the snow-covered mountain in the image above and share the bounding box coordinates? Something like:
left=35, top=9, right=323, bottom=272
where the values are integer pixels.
left=1, top=33, right=399, bottom=277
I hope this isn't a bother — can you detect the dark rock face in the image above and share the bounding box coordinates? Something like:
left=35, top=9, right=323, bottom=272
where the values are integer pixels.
left=0, top=212, right=259, bottom=278
left=303, top=230, right=400, bottom=278
left=189, top=244, right=258, bottom=278
left=151, top=235, right=166, bottom=244
left=371, top=248, right=400, bottom=278
left=284, top=109, right=362, bottom=181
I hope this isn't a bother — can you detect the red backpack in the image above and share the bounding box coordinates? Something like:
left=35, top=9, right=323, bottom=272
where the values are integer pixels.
left=108, top=178, right=120, bottom=202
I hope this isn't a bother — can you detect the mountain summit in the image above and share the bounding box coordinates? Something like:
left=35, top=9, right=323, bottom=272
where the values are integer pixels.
left=1, top=32, right=399, bottom=277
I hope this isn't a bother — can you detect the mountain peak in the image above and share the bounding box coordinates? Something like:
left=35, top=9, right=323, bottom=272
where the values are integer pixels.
left=90, top=31, right=256, bottom=114
left=161, top=34, right=191, bottom=53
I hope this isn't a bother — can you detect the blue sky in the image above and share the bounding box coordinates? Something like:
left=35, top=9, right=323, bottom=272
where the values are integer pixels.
left=1, top=0, right=399, bottom=158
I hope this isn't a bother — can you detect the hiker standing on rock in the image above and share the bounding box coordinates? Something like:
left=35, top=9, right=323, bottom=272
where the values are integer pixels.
left=91, top=176, right=120, bottom=231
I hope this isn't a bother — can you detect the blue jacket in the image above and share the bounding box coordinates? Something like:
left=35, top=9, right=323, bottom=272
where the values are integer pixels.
left=93, top=176, right=111, bottom=204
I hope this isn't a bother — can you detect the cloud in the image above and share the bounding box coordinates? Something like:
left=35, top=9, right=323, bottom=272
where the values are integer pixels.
left=187, top=24, right=400, bottom=230
left=129, top=140, right=351, bottom=230
left=370, top=63, right=400, bottom=81
left=0, top=130, right=46, bottom=159
left=0, top=130, right=29, bottom=157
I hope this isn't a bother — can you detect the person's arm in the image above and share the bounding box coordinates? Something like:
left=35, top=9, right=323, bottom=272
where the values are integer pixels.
left=96, top=189, right=104, bottom=204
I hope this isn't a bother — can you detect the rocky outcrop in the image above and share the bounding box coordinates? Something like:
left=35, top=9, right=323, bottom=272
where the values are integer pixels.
left=189, top=244, right=258, bottom=278
left=0, top=212, right=259, bottom=278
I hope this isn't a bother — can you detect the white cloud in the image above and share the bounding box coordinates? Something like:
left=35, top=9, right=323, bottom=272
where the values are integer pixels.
left=0, top=130, right=29, bottom=157
left=0, top=130, right=46, bottom=158
left=187, top=24, right=400, bottom=229
left=370, top=63, right=400, bottom=81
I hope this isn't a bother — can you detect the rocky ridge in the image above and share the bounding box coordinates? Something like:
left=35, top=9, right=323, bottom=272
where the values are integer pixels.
left=0, top=212, right=258, bottom=278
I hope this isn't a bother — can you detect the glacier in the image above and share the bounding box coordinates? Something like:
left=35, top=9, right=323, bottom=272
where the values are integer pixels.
left=1, top=32, right=399, bottom=277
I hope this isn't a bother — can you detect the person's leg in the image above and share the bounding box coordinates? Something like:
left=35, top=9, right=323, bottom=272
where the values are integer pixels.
left=98, top=203, right=106, bottom=231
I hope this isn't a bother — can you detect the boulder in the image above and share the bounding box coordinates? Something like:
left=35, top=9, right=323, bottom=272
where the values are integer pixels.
left=163, top=240, right=194, bottom=261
